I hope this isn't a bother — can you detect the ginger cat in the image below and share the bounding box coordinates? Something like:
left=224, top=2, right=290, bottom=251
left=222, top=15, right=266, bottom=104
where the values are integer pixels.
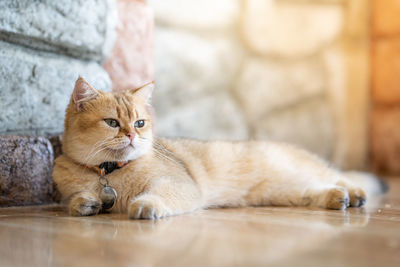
left=53, top=78, right=387, bottom=219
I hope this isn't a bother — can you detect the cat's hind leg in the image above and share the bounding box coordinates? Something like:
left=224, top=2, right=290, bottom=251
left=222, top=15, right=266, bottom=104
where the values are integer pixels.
left=336, top=178, right=366, bottom=207
left=244, top=179, right=352, bottom=210
left=251, top=142, right=364, bottom=210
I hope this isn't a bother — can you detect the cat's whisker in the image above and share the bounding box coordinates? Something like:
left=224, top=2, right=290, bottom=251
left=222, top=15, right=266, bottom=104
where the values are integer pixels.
left=83, top=145, right=109, bottom=164
left=80, top=138, right=114, bottom=166
left=152, top=148, right=176, bottom=161
left=77, top=136, right=126, bottom=176
left=84, top=137, right=113, bottom=156
left=152, top=148, right=179, bottom=164
left=75, top=140, right=110, bottom=176
left=151, top=146, right=178, bottom=164
left=103, top=147, right=119, bottom=162
left=77, top=145, right=113, bottom=177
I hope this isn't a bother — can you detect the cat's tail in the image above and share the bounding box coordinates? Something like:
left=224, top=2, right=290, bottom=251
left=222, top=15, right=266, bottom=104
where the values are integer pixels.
left=344, top=171, right=389, bottom=196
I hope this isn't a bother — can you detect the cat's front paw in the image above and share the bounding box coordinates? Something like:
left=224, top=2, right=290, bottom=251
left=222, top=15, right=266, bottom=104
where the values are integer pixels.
left=69, top=193, right=101, bottom=216
left=128, top=195, right=170, bottom=220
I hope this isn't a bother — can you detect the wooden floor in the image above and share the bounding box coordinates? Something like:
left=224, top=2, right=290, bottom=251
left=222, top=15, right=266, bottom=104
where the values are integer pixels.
left=1, top=180, right=400, bottom=267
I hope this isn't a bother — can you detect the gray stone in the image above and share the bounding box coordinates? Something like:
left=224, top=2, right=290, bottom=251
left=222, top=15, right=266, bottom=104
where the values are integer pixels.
left=153, top=28, right=247, bottom=140
left=0, top=136, right=54, bottom=207
left=253, top=95, right=335, bottom=159
left=0, top=40, right=112, bottom=136
left=153, top=28, right=242, bottom=113
left=0, top=0, right=117, bottom=62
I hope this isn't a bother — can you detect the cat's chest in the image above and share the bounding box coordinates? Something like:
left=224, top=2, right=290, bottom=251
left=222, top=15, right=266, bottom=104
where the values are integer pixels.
left=104, top=167, right=148, bottom=196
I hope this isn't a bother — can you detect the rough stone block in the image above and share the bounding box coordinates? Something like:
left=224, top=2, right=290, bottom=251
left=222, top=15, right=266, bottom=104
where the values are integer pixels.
left=156, top=92, right=249, bottom=141
left=371, top=107, right=400, bottom=174
left=0, top=136, right=53, bottom=206
left=372, top=38, right=400, bottom=105
left=104, top=0, right=154, bottom=92
left=148, top=0, right=239, bottom=30
left=372, top=0, right=400, bottom=36
left=254, top=96, right=334, bottom=159
left=0, top=40, right=112, bottom=136
left=152, top=28, right=247, bottom=140
left=0, top=0, right=117, bottom=62
left=235, top=57, right=325, bottom=122
left=153, top=28, right=242, bottom=113
left=241, top=1, right=343, bottom=57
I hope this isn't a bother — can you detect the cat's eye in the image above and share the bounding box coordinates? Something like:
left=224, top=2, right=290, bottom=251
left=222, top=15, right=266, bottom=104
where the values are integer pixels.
left=134, top=120, right=145, bottom=128
left=104, top=119, right=119, bottom=128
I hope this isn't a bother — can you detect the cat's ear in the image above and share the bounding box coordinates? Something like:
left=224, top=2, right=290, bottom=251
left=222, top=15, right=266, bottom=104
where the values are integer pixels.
left=72, top=77, right=99, bottom=111
left=129, top=82, right=154, bottom=105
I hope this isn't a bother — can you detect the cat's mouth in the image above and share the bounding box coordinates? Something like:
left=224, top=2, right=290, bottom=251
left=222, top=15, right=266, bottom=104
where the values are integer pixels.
left=106, top=139, right=133, bottom=150
left=107, top=143, right=134, bottom=152
left=104, top=145, right=134, bottom=161
left=102, top=138, right=144, bottom=161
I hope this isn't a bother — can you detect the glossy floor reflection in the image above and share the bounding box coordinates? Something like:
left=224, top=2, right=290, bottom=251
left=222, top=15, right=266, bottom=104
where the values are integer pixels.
left=1, top=179, right=400, bottom=267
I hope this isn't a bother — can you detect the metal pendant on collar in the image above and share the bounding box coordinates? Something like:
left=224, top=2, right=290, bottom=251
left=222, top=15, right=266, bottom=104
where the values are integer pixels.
left=79, top=160, right=129, bottom=211
left=98, top=173, right=117, bottom=211
left=100, top=185, right=118, bottom=211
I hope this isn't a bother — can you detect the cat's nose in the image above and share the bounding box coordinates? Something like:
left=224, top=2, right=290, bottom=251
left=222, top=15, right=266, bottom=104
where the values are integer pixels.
left=126, top=132, right=135, bottom=141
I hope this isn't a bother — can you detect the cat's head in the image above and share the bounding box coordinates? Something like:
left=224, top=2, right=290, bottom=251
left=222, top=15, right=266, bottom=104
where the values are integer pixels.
left=62, top=77, right=154, bottom=165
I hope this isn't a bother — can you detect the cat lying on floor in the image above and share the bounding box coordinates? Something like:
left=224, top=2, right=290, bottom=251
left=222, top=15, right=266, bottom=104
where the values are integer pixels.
left=52, top=78, right=387, bottom=219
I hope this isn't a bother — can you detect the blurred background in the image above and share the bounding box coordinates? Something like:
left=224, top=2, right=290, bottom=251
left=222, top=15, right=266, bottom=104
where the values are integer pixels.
left=148, top=0, right=400, bottom=175
left=0, top=0, right=399, bottom=184
left=150, top=0, right=367, bottom=171
left=147, top=0, right=372, bottom=172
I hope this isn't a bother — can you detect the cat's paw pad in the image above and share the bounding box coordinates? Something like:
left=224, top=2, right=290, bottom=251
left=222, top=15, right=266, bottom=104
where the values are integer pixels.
left=348, top=187, right=366, bottom=207
left=69, top=194, right=101, bottom=216
left=128, top=196, right=170, bottom=220
left=325, top=187, right=350, bottom=210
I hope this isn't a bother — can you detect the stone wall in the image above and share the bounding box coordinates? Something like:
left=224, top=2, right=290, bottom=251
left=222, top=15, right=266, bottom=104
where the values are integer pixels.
left=0, top=0, right=116, bottom=136
left=371, top=0, right=400, bottom=174
left=149, top=0, right=370, bottom=169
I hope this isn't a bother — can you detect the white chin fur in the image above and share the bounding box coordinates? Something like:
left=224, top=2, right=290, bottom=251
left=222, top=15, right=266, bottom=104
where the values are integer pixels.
left=125, top=136, right=152, bottom=161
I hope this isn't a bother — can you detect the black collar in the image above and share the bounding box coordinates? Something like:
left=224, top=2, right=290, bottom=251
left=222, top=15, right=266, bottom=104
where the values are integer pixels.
left=85, top=161, right=128, bottom=176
